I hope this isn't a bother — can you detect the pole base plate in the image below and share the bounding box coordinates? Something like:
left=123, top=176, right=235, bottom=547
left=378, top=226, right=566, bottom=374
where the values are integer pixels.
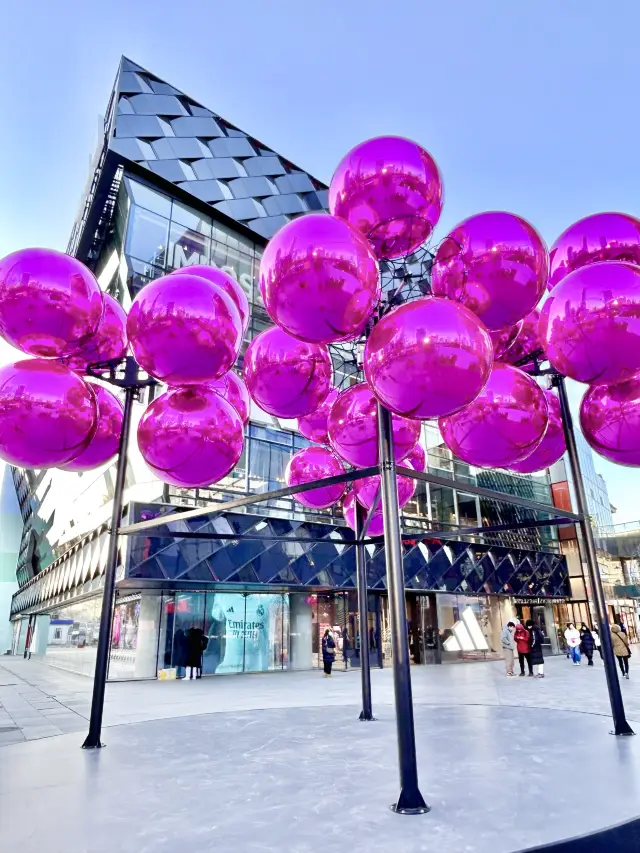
left=82, top=740, right=106, bottom=750
left=392, top=787, right=430, bottom=815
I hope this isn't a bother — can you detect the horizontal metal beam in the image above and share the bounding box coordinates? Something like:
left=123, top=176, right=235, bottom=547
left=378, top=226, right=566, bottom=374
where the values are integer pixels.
left=119, top=466, right=380, bottom=535
left=396, top=466, right=583, bottom=523
left=398, top=516, right=575, bottom=544
left=127, top=529, right=380, bottom=545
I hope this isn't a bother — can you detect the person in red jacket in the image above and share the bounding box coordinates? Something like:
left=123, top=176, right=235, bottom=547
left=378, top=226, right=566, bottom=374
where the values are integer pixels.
left=514, top=621, right=533, bottom=676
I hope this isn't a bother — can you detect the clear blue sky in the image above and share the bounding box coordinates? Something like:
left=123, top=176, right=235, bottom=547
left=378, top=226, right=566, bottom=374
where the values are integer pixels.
left=0, top=0, right=639, bottom=521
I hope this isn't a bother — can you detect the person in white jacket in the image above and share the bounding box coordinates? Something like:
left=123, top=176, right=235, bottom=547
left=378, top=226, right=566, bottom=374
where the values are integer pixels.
left=564, top=623, right=582, bottom=665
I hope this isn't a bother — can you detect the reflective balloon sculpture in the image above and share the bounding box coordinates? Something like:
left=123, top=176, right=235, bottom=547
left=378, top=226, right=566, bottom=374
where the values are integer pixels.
left=580, top=377, right=640, bottom=466
left=363, top=296, right=493, bottom=419
left=509, top=391, right=565, bottom=474
left=540, top=261, right=640, bottom=386
left=208, top=371, right=251, bottom=426
left=439, top=363, right=549, bottom=469
left=259, top=214, right=380, bottom=343
left=431, top=212, right=548, bottom=330
left=297, top=387, right=340, bottom=444
left=329, top=136, right=443, bottom=260
left=168, top=265, right=250, bottom=333
left=327, top=383, right=420, bottom=468
left=2, top=133, right=640, bottom=504
left=243, top=326, right=332, bottom=418
left=285, top=446, right=346, bottom=509
left=62, top=293, right=128, bottom=372
left=127, top=272, right=243, bottom=385
left=138, top=386, right=244, bottom=488
left=61, top=384, right=124, bottom=472
left=0, top=248, right=103, bottom=357
left=548, top=212, right=640, bottom=291
left=0, top=359, right=97, bottom=468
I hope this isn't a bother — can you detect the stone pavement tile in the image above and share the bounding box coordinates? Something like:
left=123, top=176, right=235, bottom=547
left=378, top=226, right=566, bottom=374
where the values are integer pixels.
left=21, top=725, right=62, bottom=740
left=0, top=729, right=25, bottom=745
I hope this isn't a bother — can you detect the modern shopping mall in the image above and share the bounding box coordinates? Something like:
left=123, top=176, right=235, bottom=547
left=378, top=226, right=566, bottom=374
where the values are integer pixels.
left=9, top=56, right=631, bottom=682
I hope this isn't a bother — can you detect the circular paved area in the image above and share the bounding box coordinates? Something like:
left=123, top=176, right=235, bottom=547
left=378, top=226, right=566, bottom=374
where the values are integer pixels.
left=1, top=701, right=639, bottom=853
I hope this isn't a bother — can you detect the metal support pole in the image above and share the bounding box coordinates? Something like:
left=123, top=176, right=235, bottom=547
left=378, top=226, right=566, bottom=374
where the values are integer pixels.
left=82, top=383, right=136, bottom=749
left=354, top=501, right=374, bottom=721
left=555, top=376, right=634, bottom=736
left=377, top=404, right=429, bottom=814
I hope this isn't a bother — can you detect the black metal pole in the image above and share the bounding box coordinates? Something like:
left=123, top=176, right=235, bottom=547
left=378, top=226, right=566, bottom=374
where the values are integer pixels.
left=82, top=382, right=136, bottom=749
left=377, top=403, right=429, bottom=814
left=555, top=376, right=634, bottom=736
left=354, top=501, right=374, bottom=721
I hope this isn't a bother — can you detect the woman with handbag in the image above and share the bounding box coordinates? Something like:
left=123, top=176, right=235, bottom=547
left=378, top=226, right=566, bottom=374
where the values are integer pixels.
left=322, top=628, right=336, bottom=677
left=611, top=623, right=631, bottom=679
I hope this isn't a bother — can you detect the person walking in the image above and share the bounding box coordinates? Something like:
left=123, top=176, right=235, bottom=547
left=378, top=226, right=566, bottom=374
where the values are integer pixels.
left=322, top=628, right=336, bottom=677
left=527, top=620, right=545, bottom=678
left=592, top=627, right=603, bottom=660
left=611, top=624, right=631, bottom=680
left=514, top=620, right=533, bottom=676
left=501, top=622, right=516, bottom=676
left=564, top=623, right=582, bottom=665
left=580, top=623, right=596, bottom=666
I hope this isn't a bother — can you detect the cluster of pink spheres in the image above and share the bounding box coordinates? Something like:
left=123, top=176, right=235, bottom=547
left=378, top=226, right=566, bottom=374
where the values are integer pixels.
left=0, top=136, right=639, bottom=525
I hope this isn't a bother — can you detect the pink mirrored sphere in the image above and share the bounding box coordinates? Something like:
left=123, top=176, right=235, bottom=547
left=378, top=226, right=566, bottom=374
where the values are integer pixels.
left=431, top=212, right=549, bottom=330
left=297, top=387, right=340, bottom=444
left=439, top=363, right=549, bottom=468
left=243, top=326, right=332, bottom=418
left=329, top=136, right=443, bottom=260
left=403, top=442, right=426, bottom=472
left=488, top=322, right=523, bottom=360
left=0, top=247, right=103, bottom=357
left=354, top=461, right=415, bottom=510
left=127, top=273, right=242, bottom=385
left=168, top=265, right=250, bottom=332
left=0, top=359, right=97, bottom=468
left=60, top=384, right=123, bottom=471
left=63, top=293, right=128, bottom=372
left=509, top=390, right=565, bottom=473
left=285, top=446, right=346, bottom=509
left=343, top=490, right=385, bottom=537
left=500, top=309, right=543, bottom=371
left=364, top=296, right=493, bottom=419
left=548, top=212, right=640, bottom=291
left=138, top=385, right=244, bottom=488
left=259, top=213, right=380, bottom=344
left=580, top=376, right=640, bottom=466
left=540, top=261, right=640, bottom=385
left=208, top=371, right=251, bottom=425
left=327, top=382, right=420, bottom=468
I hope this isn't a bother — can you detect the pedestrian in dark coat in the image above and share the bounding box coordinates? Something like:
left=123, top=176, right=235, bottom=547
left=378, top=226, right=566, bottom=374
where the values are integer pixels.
left=580, top=624, right=596, bottom=666
left=322, top=629, right=336, bottom=677
left=526, top=620, right=545, bottom=678
left=173, top=628, right=188, bottom=678
left=514, top=621, right=533, bottom=676
left=186, top=626, right=207, bottom=679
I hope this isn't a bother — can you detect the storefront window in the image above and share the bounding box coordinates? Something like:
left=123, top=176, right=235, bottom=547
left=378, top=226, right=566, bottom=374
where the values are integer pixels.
left=436, top=594, right=506, bottom=662
left=126, top=205, right=169, bottom=269
left=167, top=221, right=211, bottom=269
left=157, top=591, right=290, bottom=677
left=45, top=596, right=103, bottom=677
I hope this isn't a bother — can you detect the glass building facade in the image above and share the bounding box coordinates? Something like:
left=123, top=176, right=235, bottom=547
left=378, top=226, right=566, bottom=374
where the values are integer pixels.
left=8, top=56, right=571, bottom=678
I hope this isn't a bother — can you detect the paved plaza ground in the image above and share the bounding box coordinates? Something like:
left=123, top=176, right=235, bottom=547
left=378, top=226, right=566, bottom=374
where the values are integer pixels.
left=1, top=655, right=640, bottom=852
